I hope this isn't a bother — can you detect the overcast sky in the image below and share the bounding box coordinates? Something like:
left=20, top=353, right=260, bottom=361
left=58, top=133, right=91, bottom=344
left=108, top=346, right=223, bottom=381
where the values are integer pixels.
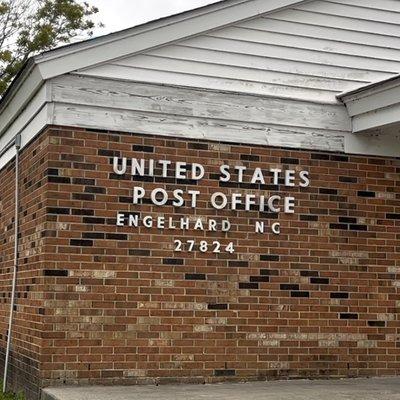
left=89, top=0, right=223, bottom=36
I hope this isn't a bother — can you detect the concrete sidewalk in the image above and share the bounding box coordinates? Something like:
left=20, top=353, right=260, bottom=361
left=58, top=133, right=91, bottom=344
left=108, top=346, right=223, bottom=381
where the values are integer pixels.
left=42, top=377, right=400, bottom=400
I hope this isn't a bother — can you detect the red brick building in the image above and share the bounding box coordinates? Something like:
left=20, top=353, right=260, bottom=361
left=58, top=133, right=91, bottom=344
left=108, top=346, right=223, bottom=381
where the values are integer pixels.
left=0, top=0, right=399, bottom=399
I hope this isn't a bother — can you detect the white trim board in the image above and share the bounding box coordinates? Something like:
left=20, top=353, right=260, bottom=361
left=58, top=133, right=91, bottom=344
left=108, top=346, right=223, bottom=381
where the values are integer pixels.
left=1, top=73, right=400, bottom=172
left=339, top=75, right=400, bottom=133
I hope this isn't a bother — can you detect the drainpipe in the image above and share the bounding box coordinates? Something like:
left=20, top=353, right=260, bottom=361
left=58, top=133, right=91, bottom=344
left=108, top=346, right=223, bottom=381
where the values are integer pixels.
left=2, top=134, right=21, bottom=393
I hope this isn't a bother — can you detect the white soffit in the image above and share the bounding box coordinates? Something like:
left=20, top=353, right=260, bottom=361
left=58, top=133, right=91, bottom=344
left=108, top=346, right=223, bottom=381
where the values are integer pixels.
left=338, top=74, right=400, bottom=133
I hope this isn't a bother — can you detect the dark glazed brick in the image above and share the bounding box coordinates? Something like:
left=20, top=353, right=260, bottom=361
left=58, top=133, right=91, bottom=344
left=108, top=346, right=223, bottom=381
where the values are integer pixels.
left=311, top=153, right=329, bottom=160
left=47, top=207, right=70, bottom=215
left=98, top=149, right=120, bottom=157
left=82, top=217, right=105, bottom=225
left=45, top=168, right=59, bottom=176
left=319, top=188, right=338, bottom=195
left=163, top=258, right=184, bottom=265
left=185, top=273, right=206, bottom=280
left=339, top=217, right=357, bottom=224
left=239, top=282, right=259, bottom=289
left=330, top=155, right=349, bottom=162
left=300, top=215, right=318, bottom=221
left=291, top=291, right=310, bottom=298
left=70, top=239, right=93, bottom=247
left=387, top=214, right=400, bottom=220
left=340, top=313, right=358, bottom=320
left=118, top=196, right=133, bottom=204
left=260, top=254, right=280, bottom=261
left=281, top=157, right=299, bottom=165
left=368, top=321, right=386, bottom=327
left=129, top=249, right=151, bottom=256
left=228, top=261, right=249, bottom=268
left=188, top=142, right=208, bottom=150
left=72, top=209, right=94, bottom=216
left=109, top=173, right=131, bottom=181
left=73, top=178, right=95, bottom=186
left=48, top=176, right=71, bottom=184
left=43, top=270, right=69, bottom=277
left=82, top=232, right=105, bottom=239
left=260, top=269, right=279, bottom=276
left=358, top=191, right=375, bottom=198
left=85, top=186, right=106, bottom=194
left=330, top=223, right=348, bottom=230
left=339, top=176, right=358, bottom=183
left=349, top=225, right=368, bottom=231
left=214, top=369, right=236, bottom=377
left=72, top=193, right=95, bottom=201
left=131, top=176, right=154, bottom=183
left=259, top=212, right=279, bottom=219
left=331, top=292, right=349, bottom=299
left=250, top=276, right=270, bottom=283
left=208, top=304, right=228, bottom=310
left=310, top=277, right=329, bottom=285
left=106, top=233, right=128, bottom=240
left=132, top=145, right=154, bottom=153
left=241, top=154, right=260, bottom=161
left=300, top=271, right=319, bottom=277
left=281, top=284, right=299, bottom=291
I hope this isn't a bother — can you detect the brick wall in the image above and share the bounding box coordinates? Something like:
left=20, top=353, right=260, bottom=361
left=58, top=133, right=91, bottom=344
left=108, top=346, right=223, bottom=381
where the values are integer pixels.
left=1, top=125, right=400, bottom=398
left=0, top=129, right=50, bottom=400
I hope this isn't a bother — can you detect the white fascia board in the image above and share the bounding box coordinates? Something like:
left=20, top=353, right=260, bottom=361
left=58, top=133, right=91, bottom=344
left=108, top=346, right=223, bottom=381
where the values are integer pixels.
left=344, top=84, right=400, bottom=117
left=352, top=102, right=400, bottom=133
left=35, top=0, right=309, bottom=79
left=0, top=65, right=44, bottom=137
left=338, top=75, right=400, bottom=133
left=337, top=74, right=400, bottom=102
left=0, top=103, right=51, bottom=170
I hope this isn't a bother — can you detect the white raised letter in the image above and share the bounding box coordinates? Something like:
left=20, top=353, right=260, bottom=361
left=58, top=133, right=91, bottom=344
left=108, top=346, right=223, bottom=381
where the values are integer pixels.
left=285, top=170, right=296, bottom=187
left=211, top=192, right=228, bottom=210
left=192, top=163, right=205, bottom=180
left=251, top=168, right=265, bottom=184
left=113, top=157, right=127, bottom=175
left=133, top=187, right=145, bottom=204
left=116, top=213, right=125, bottom=226
left=268, top=195, right=281, bottom=213
left=132, top=159, right=145, bottom=176
left=270, top=169, right=281, bottom=185
left=188, top=190, right=200, bottom=208
left=272, top=222, right=281, bottom=235
left=151, top=188, right=169, bottom=206
left=300, top=171, right=310, bottom=187
left=220, top=165, right=230, bottom=182
left=284, top=197, right=295, bottom=213
left=255, top=221, right=264, bottom=234
left=176, top=162, right=187, bottom=179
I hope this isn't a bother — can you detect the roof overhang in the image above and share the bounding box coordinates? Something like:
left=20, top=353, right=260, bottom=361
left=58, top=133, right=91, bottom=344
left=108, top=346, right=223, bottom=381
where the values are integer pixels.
left=0, top=0, right=310, bottom=143
left=338, top=74, right=400, bottom=134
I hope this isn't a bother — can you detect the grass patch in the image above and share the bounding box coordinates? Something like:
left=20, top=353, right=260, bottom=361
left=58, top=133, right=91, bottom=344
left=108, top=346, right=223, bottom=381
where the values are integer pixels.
left=0, top=392, right=24, bottom=400
left=0, top=382, right=24, bottom=400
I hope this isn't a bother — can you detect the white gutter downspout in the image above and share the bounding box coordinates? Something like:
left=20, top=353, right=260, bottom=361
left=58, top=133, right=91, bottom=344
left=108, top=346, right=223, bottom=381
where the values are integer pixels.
left=2, top=134, right=21, bottom=394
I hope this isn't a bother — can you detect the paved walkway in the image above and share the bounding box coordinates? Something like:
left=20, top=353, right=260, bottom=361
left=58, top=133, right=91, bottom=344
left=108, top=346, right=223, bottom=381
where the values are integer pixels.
left=42, top=377, right=400, bottom=400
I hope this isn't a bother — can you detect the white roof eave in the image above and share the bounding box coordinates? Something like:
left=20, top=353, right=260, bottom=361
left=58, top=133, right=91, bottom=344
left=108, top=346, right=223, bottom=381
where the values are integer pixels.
left=0, top=0, right=311, bottom=140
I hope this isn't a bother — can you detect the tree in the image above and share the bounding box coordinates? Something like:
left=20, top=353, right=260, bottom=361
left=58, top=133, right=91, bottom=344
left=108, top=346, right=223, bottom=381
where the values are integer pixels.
left=0, top=0, right=101, bottom=95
